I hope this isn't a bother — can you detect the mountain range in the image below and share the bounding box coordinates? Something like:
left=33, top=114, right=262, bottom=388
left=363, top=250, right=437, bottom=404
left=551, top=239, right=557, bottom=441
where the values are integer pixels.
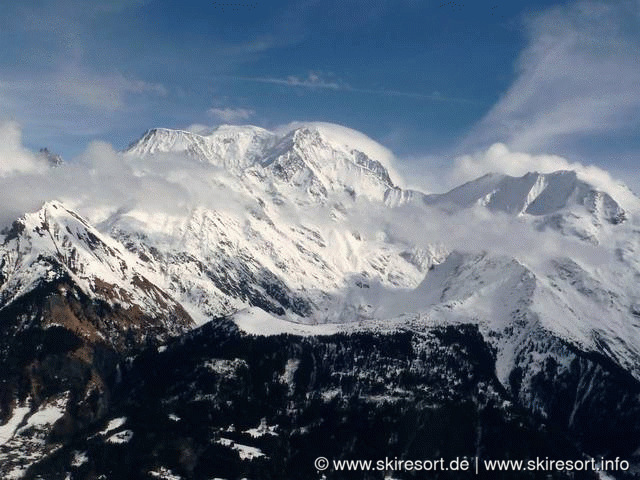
left=1, top=122, right=639, bottom=479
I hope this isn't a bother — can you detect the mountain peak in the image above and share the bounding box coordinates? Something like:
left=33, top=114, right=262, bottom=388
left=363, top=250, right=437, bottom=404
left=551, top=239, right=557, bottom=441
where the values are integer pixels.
left=124, top=124, right=399, bottom=201
left=260, top=125, right=395, bottom=200
left=278, top=122, right=397, bottom=172
left=125, top=125, right=276, bottom=170
left=126, top=128, right=204, bottom=157
left=427, top=169, right=625, bottom=220
left=38, top=147, right=64, bottom=167
left=1, top=202, right=193, bottom=337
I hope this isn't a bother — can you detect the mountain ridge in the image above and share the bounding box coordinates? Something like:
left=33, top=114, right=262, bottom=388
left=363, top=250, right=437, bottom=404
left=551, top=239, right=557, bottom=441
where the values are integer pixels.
left=2, top=123, right=640, bottom=478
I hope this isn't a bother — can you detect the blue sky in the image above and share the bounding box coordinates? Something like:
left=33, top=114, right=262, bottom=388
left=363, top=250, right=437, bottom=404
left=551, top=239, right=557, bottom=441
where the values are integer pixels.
left=0, top=0, right=639, bottom=190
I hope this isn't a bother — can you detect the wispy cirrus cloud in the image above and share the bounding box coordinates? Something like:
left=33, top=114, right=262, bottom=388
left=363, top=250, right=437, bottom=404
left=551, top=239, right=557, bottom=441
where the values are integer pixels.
left=1, top=67, right=167, bottom=113
left=57, top=69, right=167, bottom=111
left=232, top=71, right=476, bottom=104
left=207, top=107, right=255, bottom=123
left=464, top=0, right=640, bottom=152
left=0, top=66, right=168, bottom=151
left=235, top=72, right=345, bottom=90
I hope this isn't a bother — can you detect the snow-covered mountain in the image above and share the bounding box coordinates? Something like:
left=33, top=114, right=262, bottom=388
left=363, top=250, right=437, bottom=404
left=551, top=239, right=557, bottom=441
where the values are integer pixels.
left=2, top=122, right=640, bottom=478
left=424, top=171, right=629, bottom=242
left=126, top=123, right=396, bottom=200
left=387, top=170, right=631, bottom=242
left=3, top=122, right=640, bottom=382
left=110, top=123, right=434, bottom=325
left=116, top=124, right=640, bottom=381
left=0, top=200, right=193, bottom=345
left=126, top=125, right=277, bottom=171
left=0, top=202, right=194, bottom=478
left=426, top=171, right=624, bottom=217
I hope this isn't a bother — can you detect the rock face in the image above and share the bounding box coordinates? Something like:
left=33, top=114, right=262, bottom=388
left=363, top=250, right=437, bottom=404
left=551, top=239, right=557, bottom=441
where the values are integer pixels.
left=1, top=123, right=640, bottom=478
left=38, top=148, right=64, bottom=167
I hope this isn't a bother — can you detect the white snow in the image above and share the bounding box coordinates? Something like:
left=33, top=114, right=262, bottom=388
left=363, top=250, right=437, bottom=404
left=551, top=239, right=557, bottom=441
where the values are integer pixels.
left=234, top=443, right=265, bottom=460
left=233, top=307, right=342, bottom=336
left=127, top=125, right=276, bottom=171
left=99, top=417, right=127, bottom=436
left=149, top=466, right=182, bottom=479
left=244, top=419, right=278, bottom=438
left=5, top=466, right=28, bottom=479
left=106, top=429, right=133, bottom=444
left=596, top=471, right=616, bottom=480
left=216, top=437, right=265, bottom=460
left=3, top=122, right=640, bottom=397
left=14, top=393, right=67, bottom=437
left=0, top=394, right=69, bottom=479
left=0, top=404, right=31, bottom=446
left=17, top=404, right=65, bottom=434
left=203, top=358, right=247, bottom=375
left=280, top=359, right=299, bottom=393
left=276, top=121, right=400, bottom=185
left=71, top=450, right=88, bottom=467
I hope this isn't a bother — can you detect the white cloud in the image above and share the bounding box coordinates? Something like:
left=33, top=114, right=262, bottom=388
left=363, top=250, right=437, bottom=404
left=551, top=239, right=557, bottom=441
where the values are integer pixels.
left=239, top=71, right=344, bottom=90
left=207, top=107, right=255, bottom=123
left=283, top=72, right=343, bottom=90
left=184, top=124, right=213, bottom=135
left=0, top=121, right=47, bottom=176
left=451, top=143, right=571, bottom=184
left=465, top=0, right=640, bottom=151
left=0, top=122, right=262, bottom=228
left=236, top=72, right=473, bottom=103
left=0, top=119, right=632, bottom=310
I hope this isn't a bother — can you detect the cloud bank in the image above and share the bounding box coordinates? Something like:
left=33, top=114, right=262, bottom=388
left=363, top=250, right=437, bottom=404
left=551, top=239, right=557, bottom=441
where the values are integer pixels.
left=0, top=122, right=270, bottom=228
left=1, top=118, right=636, bottom=232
